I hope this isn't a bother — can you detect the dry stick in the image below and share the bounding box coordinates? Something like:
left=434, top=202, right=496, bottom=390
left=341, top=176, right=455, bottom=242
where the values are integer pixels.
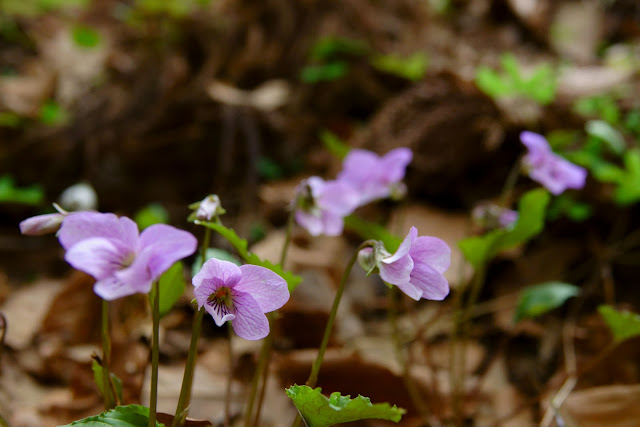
left=388, top=286, right=432, bottom=424
left=247, top=208, right=295, bottom=427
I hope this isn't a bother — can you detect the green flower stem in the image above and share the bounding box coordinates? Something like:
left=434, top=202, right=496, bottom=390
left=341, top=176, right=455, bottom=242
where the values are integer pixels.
left=101, top=300, right=116, bottom=410
left=306, top=240, right=376, bottom=387
left=0, top=412, right=9, bottom=427
left=172, top=227, right=212, bottom=427
left=245, top=208, right=294, bottom=427
left=225, top=323, right=233, bottom=427
left=148, top=280, right=160, bottom=427
left=388, top=286, right=431, bottom=423
left=292, top=240, right=376, bottom=427
left=499, top=155, right=523, bottom=207
left=171, top=308, right=205, bottom=427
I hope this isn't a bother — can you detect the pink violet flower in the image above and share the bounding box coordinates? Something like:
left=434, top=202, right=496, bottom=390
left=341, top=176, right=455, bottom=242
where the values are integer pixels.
left=193, top=258, right=289, bottom=340
left=294, top=176, right=360, bottom=236
left=337, top=147, right=413, bottom=205
left=58, top=211, right=197, bottom=300
left=359, top=226, right=451, bottom=301
left=520, top=131, right=587, bottom=195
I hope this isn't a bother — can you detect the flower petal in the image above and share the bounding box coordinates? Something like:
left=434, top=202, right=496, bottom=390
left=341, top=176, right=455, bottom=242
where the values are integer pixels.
left=383, top=227, right=416, bottom=264
left=395, top=281, right=423, bottom=301
left=410, top=262, right=450, bottom=301
left=379, top=147, right=413, bottom=183
left=236, top=265, right=289, bottom=313
left=114, top=250, right=154, bottom=294
left=409, top=236, right=451, bottom=274
left=193, top=258, right=242, bottom=289
left=295, top=210, right=325, bottom=236
left=139, top=224, right=197, bottom=279
left=379, top=252, right=413, bottom=286
left=64, top=237, right=132, bottom=280
left=58, top=212, right=138, bottom=250
left=317, top=180, right=360, bottom=215
left=94, top=276, right=141, bottom=300
left=193, top=278, right=236, bottom=326
left=231, top=292, right=270, bottom=340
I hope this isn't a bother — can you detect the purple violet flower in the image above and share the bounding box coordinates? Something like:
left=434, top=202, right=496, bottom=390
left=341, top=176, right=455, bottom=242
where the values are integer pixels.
left=193, top=258, right=289, bottom=340
left=58, top=211, right=197, bottom=300
left=359, top=226, right=451, bottom=301
left=520, top=131, right=587, bottom=195
left=337, top=147, right=413, bottom=205
left=294, top=176, right=360, bottom=236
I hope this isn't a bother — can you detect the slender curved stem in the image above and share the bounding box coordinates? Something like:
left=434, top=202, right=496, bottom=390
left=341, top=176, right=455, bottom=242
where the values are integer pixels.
left=499, top=155, right=522, bottom=207
left=292, top=241, right=376, bottom=427
left=246, top=209, right=295, bottom=427
left=172, top=227, right=212, bottom=427
left=101, top=300, right=116, bottom=410
left=306, top=240, right=376, bottom=388
left=149, top=281, right=160, bottom=427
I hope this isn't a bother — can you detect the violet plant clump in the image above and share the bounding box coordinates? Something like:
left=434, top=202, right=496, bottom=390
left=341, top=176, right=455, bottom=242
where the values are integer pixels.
left=58, top=211, right=197, bottom=300
left=193, top=258, right=289, bottom=340
left=359, top=226, right=451, bottom=301
left=521, top=131, right=587, bottom=195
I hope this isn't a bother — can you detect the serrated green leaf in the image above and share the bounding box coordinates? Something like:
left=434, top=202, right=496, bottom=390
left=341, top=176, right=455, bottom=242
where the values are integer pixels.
left=194, top=220, right=302, bottom=291
left=514, top=282, right=580, bottom=323
left=319, top=130, right=350, bottom=160
left=343, top=215, right=402, bottom=253
left=598, top=305, right=640, bottom=343
left=157, top=262, right=185, bottom=317
left=585, top=120, right=626, bottom=155
left=459, top=189, right=550, bottom=268
left=59, top=404, right=164, bottom=426
left=91, top=360, right=123, bottom=404
left=286, top=385, right=405, bottom=427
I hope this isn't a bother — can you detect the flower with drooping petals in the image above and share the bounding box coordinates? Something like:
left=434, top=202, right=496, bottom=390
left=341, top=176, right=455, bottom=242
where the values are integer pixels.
left=294, top=176, right=360, bottom=236
left=337, top=147, right=413, bottom=205
left=520, top=131, right=587, bottom=195
left=193, top=258, right=289, bottom=340
left=58, top=211, right=197, bottom=300
left=359, top=226, right=450, bottom=301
